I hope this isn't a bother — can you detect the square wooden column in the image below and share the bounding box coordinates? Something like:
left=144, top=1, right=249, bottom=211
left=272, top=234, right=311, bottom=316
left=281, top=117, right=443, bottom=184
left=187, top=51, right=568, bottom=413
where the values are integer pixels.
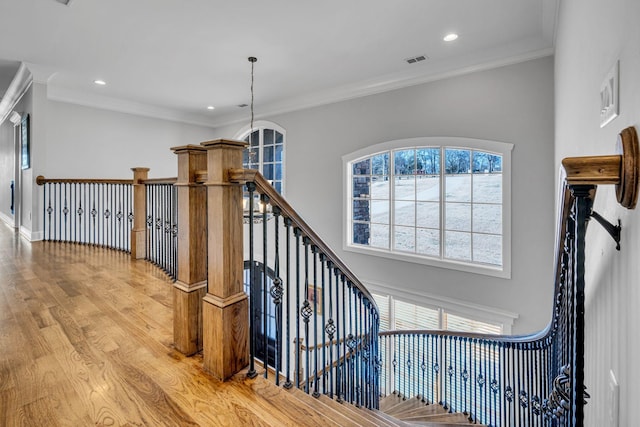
left=130, top=167, right=149, bottom=259
left=171, top=145, right=208, bottom=356
left=201, top=138, right=249, bottom=380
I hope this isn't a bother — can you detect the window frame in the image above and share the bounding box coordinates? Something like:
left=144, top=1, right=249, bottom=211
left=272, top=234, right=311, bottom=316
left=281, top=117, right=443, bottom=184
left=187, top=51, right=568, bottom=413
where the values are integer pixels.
left=235, top=120, right=286, bottom=195
left=343, top=137, right=513, bottom=278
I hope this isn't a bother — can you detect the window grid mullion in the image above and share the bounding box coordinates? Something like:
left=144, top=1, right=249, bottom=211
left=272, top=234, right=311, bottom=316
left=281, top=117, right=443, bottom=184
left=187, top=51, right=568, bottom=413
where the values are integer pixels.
left=413, top=147, right=418, bottom=254
left=440, top=147, right=445, bottom=260
left=470, top=149, right=474, bottom=263
left=389, top=150, right=395, bottom=251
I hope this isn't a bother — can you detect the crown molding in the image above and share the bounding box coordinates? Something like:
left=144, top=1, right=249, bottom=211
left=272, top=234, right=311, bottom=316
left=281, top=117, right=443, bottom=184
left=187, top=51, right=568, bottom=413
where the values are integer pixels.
left=47, top=85, right=218, bottom=128
left=0, top=63, right=32, bottom=125
left=43, top=46, right=553, bottom=130
left=208, top=46, right=555, bottom=128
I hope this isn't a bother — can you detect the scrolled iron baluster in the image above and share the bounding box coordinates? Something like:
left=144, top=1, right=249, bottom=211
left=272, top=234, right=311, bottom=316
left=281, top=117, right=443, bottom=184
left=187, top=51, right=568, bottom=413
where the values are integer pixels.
left=325, top=260, right=336, bottom=398
left=270, top=206, right=283, bottom=385
left=311, top=245, right=320, bottom=398
left=300, top=236, right=313, bottom=393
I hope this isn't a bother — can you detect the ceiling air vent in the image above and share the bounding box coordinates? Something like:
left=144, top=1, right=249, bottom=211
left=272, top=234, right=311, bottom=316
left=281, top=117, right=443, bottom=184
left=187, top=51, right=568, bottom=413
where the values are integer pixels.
left=405, top=55, right=428, bottom=64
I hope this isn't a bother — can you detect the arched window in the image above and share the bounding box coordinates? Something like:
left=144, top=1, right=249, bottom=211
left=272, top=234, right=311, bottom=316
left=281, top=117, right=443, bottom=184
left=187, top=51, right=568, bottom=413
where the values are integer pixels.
left=344, top=137, right=513, bottom=278
left=236, top=121, right=285, bottom=194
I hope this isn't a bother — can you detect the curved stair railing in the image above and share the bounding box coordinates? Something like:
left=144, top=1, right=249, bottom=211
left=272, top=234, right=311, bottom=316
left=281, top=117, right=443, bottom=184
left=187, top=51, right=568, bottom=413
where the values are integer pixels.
left=376, top=126, right=640, bottom=426
left=36, top=175, right=134, bottom=251
left=36, top=171, right=179, bottom=281
left=230, top=168, right=381, bottom=409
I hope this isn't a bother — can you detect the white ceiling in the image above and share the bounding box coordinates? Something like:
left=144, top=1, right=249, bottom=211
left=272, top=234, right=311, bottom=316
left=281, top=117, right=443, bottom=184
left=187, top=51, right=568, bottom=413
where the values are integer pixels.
left=0, top=0, right=558, bottom=128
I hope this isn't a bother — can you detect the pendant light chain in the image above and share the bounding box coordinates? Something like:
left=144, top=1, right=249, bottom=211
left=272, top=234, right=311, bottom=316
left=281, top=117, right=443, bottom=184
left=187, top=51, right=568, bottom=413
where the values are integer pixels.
left=249, top=56, right=257, bottom=144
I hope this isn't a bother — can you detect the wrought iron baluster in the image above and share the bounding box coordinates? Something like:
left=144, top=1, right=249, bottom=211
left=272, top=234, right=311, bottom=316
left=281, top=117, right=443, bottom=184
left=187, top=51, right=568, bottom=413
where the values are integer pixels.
left=294, top=227, right=302, bottom=389
left=262, top=194, right=269, bottom=378
left=271, top=206, right=283, bottom=386
left=312, top=245, right=319, bottom=398
left=283, top=217, right=293, bottom=389
left=302, top=235, right=311, bottom=393
left=320, top=253, right=327, bottom=395
left=246, top=182, right=257, bottom=379
left=334, top=269, right=342, bottom=403
left=326, top=260, right=335, bottom=398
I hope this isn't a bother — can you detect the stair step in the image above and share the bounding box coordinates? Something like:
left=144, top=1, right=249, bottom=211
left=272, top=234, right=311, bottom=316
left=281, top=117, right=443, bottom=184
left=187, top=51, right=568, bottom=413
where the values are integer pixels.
left=238, top=372, right=344, bottom=426
left=401, top=412, right=472, bottom=423
left=385, top=395, right=432, bottom=416
left=393, top=403, right=448, bottom=418
left=285, top=387, right=360, bottom=426
left=317, top=395, right=405, bottom=427
left=379, top=391, right=405, bottom=412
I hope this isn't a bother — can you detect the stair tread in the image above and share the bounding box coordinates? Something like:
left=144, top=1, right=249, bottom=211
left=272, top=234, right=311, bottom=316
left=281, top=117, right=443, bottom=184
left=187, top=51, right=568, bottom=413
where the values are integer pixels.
left=285, top=387, right=360, bottom=426
left=317, top=395, right=403, bottom=427
left=401, top=412, right=472, bottom=423
left=385, top=395, right=432, bottom=416
left=238, top=373, right=345, bottom=427
left=379, top=392, right=405, bottom=412
left=392, top=403, right=448, bottom=418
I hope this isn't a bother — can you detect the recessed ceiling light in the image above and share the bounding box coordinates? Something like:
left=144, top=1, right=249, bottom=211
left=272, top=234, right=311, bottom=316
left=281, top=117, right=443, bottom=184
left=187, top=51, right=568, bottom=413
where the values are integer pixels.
left=443, top=33, right=459, bottom=42
left=207, top=106, right=215, bottom=110
left=94, top=79, right=106, bottom=86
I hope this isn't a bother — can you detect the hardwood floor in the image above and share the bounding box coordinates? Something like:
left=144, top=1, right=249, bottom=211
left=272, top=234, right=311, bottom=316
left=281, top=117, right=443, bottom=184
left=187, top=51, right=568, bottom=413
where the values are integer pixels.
left=0, top=224, right=345, bottom=426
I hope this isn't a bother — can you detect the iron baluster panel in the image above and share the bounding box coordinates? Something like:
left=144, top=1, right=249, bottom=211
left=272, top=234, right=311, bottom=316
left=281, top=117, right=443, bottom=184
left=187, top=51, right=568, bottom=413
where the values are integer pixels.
left=40, top=180, right=133, bottom=253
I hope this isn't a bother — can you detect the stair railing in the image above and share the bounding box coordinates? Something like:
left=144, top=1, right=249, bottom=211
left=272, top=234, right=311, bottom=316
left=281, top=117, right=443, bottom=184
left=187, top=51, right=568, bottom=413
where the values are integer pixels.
left=36, top=175, right=135, bottom=252
left=230, top=168, right=381, bottom=409
left=36, top=171, right=179, bottom=281
left=142, top=177, right=178, bottom=280
left=376, top=126, right=639, bottom=427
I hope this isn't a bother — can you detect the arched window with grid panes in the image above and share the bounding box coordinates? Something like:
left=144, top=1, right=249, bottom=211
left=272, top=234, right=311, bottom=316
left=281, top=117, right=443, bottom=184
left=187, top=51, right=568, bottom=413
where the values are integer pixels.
left=237, top=121, right=285, bottom=194
left=344, top=137, right=513, bottom=278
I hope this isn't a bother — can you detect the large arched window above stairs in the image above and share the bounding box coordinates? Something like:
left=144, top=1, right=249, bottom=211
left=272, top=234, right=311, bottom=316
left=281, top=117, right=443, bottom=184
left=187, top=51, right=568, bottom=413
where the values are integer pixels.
left=236, top=121, right=285, bottom=194
left=343, top=137, right=513, bottom=278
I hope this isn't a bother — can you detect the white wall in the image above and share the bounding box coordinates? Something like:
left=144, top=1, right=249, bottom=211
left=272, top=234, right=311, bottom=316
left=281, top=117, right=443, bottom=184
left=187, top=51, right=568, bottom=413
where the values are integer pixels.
left=42, top=100, right=217, bottom=179
left=215, top=56, right=556, bottom=335
left=0, top=84, right=218, bottom=239
left=555, top=0, right=640, bottom=425
left=0, top=115, right=14, bottom=224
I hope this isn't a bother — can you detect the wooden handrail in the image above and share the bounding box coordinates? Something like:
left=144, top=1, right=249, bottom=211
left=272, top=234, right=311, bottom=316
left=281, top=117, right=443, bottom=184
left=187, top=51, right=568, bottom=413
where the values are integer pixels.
left=229, top=168, right=378, bottom=312
left=140, top=177, right=178, bottom=185
left=36, top=175, right=180, bottom=186
left=36, top=175, right=133, bottom=185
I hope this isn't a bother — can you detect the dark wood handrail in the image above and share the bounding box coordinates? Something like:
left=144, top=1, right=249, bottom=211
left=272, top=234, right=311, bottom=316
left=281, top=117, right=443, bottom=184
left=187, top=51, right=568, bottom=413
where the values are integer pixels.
left=229, top=168, right=378, bottom=313
left=35, top=175, right=179, bottom=186
left=141, top=177, right=178, bottom=185
left=36, top=175, right=133, bottom=185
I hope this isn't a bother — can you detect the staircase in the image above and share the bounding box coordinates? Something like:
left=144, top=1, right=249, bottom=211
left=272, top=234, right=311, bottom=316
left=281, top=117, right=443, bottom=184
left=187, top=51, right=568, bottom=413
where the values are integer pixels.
left=379, top=393, right=486, bottom=426
left=243, top=368, right=483, bottom=426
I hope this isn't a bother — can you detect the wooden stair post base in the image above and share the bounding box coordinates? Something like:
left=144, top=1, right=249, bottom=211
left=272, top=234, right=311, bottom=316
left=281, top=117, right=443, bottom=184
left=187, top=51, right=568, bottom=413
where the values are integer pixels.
left=202, top=293, right=249, bottom=380
left=173, top=281, right=206, bottom=355
left=171, top=145, right=208, bottom=355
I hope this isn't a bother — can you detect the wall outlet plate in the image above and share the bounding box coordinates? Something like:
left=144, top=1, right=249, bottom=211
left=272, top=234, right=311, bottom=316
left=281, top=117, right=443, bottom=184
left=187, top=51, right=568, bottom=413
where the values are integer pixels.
left=608, top=369, right=619, bottom=427
left=600, top=61, right=620, bottom=128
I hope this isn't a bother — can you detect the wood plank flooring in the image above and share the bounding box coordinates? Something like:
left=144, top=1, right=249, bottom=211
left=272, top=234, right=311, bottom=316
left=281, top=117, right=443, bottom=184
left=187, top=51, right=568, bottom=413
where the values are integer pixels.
left=0, top=224, right=355, bottom=426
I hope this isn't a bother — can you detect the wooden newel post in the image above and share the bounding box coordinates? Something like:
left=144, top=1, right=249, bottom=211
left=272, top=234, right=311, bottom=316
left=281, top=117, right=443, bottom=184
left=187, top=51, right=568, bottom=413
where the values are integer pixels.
left=171, top=145, right=208, bottom=355
left=201, top=139, right=249, bottom=380
left=131, top=167, right=149, bottom=259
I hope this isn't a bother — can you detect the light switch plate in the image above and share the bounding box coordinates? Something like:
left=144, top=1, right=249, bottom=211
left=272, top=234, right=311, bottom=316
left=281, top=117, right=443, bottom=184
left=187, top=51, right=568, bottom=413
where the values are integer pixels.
left=600, top=61, right=619, bottom=128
